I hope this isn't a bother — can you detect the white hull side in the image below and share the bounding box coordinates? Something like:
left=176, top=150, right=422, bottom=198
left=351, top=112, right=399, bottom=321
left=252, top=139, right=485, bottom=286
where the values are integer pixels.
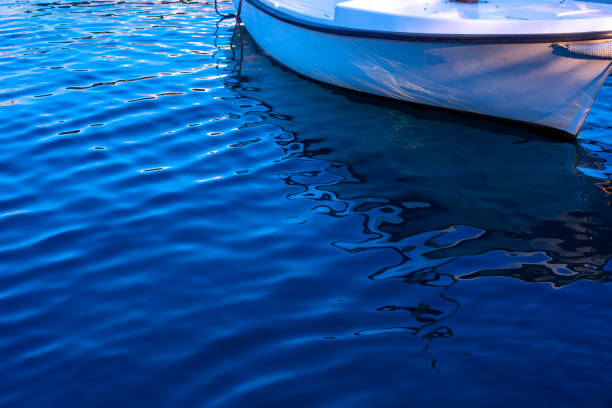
left=240, top=2, right=612, bottom=136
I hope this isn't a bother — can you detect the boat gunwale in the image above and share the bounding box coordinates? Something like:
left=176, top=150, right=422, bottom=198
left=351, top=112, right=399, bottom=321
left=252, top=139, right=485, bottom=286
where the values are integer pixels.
left=244, top=0, right=612, bottom=44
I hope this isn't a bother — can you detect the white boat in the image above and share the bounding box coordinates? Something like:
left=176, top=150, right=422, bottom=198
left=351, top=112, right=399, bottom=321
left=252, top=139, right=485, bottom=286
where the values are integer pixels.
left=230, top=0, right=612, bottom=138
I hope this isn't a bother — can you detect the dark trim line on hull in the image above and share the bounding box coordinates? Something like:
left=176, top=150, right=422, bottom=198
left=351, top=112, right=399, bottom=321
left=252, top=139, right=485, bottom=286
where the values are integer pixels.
left=245, top=0, right=612, bottom=44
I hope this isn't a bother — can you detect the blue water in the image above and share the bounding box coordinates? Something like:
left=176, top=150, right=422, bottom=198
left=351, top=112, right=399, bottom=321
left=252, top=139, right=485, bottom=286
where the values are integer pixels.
left=1, top=1, right=612, bottom=406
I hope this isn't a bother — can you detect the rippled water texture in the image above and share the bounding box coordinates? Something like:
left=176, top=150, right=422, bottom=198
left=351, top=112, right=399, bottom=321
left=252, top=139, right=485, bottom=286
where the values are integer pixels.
left=1, top=1, right=612, bottom=407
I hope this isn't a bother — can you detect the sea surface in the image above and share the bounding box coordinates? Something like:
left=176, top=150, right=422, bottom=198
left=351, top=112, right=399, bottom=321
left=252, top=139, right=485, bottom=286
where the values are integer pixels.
left=1, top=1, right=612, bottom=407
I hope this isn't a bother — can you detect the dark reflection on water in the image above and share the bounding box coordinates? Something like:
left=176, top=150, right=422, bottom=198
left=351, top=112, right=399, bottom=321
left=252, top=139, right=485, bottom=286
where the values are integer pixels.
left=233, top=22, right=612, bottom=402
left=242, top=40, right=612, bottom=281
left=1, top=1, right=612, bottom=407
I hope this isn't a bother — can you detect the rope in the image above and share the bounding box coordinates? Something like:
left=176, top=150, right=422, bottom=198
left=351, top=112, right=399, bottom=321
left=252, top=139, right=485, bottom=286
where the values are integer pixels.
left=214, top=0, right=235, bottom=18
left=235, top=0, right=243, bottom=23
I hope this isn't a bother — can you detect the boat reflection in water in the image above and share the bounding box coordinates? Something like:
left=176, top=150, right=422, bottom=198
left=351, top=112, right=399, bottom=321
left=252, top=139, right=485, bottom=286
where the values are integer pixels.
left=225, top=28, right=612, bottom=351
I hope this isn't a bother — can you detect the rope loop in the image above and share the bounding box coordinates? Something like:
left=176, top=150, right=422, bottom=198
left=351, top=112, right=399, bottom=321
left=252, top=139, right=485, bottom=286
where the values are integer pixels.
left=214, top=0, right=235, bottom=18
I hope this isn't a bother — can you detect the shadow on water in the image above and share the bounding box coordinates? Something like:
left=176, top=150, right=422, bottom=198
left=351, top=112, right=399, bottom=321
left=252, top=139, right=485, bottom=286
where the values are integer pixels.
left=224, top=26, right=612, bottom=347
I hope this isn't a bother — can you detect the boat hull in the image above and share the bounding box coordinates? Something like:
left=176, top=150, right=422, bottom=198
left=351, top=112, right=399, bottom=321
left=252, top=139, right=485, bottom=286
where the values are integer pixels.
left=239, top=0, right=612, bottom=137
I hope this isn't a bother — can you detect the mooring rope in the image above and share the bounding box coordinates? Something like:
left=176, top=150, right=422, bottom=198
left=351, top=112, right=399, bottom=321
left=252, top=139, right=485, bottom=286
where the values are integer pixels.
left=235, top=0, right=243, bottom=23
left=213, top=0, right=235, bottom=18
left=212, top=0, right=244, bottom=75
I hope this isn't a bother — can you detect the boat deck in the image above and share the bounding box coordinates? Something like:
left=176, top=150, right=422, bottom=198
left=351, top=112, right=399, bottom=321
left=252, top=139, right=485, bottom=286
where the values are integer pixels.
left=338, top=0, right=612, bottom=21
left=334, top=0, right=612, bottom=34
left=254, top=0, right=612, bottom=35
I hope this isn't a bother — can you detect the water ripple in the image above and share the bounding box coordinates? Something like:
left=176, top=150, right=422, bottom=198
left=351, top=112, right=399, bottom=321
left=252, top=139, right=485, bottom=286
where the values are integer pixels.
left=1, top=0, right=611, bottom=407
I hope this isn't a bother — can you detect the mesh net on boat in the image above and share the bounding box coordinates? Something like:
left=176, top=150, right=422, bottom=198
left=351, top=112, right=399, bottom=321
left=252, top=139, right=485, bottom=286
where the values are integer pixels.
left=567, top=41, right=612, bottom=59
